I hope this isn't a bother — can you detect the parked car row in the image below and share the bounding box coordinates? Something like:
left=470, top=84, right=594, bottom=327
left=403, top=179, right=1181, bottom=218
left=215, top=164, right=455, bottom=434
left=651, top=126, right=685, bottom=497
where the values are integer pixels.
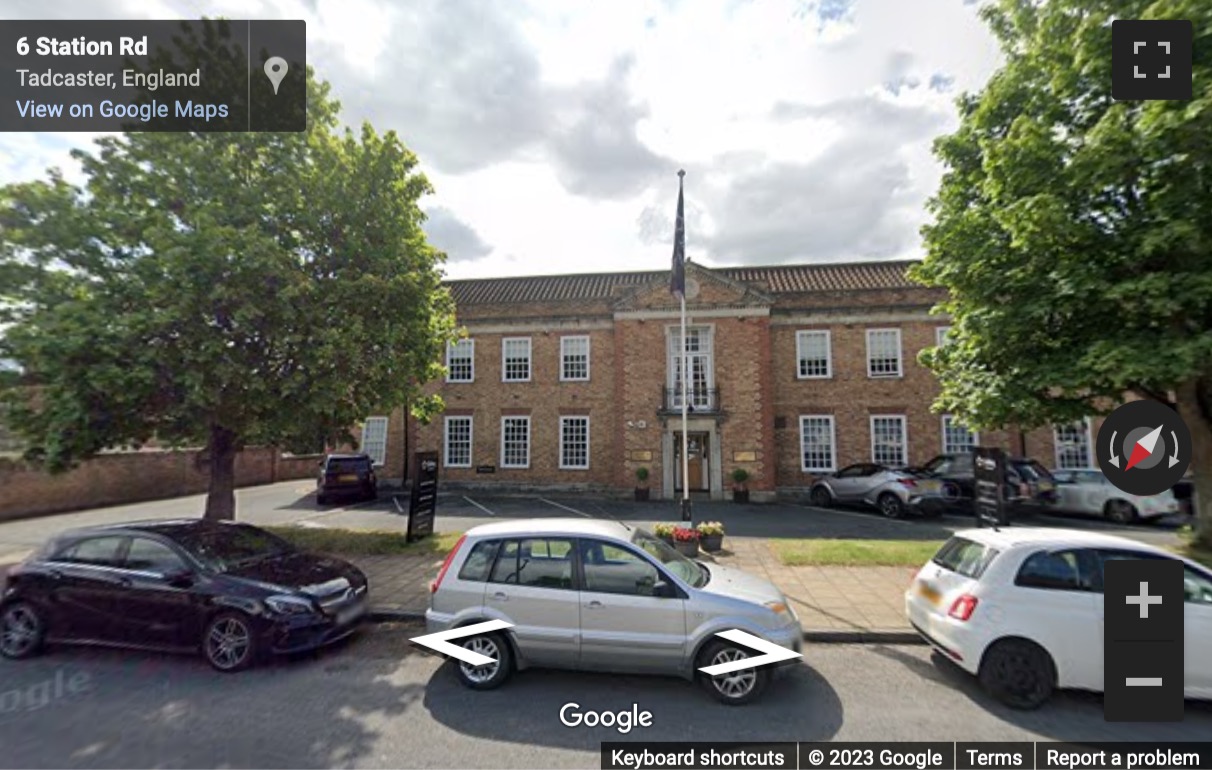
left=809, top=453, right=1189, bottom=524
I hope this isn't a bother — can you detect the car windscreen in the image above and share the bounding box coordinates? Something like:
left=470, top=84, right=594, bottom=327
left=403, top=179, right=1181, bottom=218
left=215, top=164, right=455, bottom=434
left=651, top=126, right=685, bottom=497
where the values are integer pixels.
left=931, top=536, right=999, bottom=580
left=167, top=525, right=295, bottom=571
left=327, top=458, right=370, bottom=473
left=631, top=530, right=707, bottom=587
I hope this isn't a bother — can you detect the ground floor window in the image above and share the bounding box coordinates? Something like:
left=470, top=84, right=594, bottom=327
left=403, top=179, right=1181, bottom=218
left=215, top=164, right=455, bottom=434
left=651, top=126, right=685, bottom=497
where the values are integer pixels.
left=941, top=415, right=978, bottom=454
left=444, top=416, right=472, bottom=468
left=559, top=416, right=589, bottom=469
left=361, top=416, right=388, bottom=467
left=871, top=415, right=907, bottom=467
left=501, top=416, right=531, bottom=468
left=799, top=415, right=836, bottom=472
left=1054, top=420, right=1092, bottom=469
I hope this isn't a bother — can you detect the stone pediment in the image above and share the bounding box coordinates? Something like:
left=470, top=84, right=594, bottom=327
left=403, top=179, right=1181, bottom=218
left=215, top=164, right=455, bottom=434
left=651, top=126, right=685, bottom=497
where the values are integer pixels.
left=612, top=262, right=773, bottom=312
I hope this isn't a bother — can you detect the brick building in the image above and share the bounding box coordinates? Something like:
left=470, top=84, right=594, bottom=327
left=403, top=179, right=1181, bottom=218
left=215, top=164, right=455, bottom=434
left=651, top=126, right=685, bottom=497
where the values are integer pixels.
left=358, top=260, right=1103, bottom=501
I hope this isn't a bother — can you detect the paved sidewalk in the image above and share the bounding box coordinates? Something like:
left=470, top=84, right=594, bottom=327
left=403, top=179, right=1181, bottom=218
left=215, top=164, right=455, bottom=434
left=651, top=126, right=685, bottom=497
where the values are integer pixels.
left=351, top=535, right=918, bottom=643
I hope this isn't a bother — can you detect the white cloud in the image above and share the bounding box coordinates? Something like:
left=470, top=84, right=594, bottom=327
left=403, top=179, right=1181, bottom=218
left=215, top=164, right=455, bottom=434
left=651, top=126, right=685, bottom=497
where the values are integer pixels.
left=0, top=0, right=1003, bottom=277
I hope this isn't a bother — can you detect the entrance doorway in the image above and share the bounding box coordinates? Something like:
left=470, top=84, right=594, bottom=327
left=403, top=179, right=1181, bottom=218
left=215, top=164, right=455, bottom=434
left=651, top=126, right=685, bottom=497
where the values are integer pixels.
left=674, top=432, right=710, bottom=492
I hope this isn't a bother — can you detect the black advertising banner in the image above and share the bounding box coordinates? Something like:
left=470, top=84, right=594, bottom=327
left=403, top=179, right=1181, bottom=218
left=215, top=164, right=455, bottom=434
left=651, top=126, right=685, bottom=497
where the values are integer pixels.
left=973, top=446, right=1007, bottom=527
left=407, top=451, right=438, bottom=542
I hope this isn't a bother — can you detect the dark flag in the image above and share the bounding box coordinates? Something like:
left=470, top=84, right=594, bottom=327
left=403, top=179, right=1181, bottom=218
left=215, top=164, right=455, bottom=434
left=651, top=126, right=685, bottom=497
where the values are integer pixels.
left=670, top=170, right=686, bottom=300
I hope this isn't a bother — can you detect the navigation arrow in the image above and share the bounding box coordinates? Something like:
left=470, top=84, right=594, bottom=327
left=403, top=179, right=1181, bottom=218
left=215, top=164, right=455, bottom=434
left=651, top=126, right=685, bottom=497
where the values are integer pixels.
left=1108, top=430, right=1120, bottom=468
left=1169, top=430, right=1181, bottom=468
left=697, top=629, right=802, bottom=676
left=410, top=619, right=514, bottom=666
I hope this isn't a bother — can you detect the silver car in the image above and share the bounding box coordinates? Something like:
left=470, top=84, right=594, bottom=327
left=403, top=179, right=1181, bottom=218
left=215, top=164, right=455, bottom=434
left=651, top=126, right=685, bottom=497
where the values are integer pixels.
left=425, top=518, right=803, bottom=704
left=808, top=463, right=930, bottom=518
left=1050, top=469, right=1180, bottom=523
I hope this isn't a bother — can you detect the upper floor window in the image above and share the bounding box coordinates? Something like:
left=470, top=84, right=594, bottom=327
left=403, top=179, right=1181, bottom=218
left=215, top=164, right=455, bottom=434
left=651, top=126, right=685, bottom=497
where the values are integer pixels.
left=796, top=330, right=832, bottom=379
left=502, top=337, right=532, bottom=382
left=1054, top=420, right=1093, bottom=469
left=446, top=339, right=475, bottom=383
left=936, top=326, right=952, bottom=347
left=866, top=328, right=902, bottom=378
left=361, top=416, right=388, bottom=467
left=560, top=336, right=590, bottom=381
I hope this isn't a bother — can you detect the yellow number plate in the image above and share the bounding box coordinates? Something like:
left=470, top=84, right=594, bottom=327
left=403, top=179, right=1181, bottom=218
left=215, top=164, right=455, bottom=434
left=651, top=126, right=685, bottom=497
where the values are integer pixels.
left=917, top=582, right=942, bottom=605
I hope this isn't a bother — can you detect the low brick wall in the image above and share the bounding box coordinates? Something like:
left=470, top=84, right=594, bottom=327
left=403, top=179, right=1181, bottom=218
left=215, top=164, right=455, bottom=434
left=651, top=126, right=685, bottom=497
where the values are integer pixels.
left=0, top=448, right=322, bottom=521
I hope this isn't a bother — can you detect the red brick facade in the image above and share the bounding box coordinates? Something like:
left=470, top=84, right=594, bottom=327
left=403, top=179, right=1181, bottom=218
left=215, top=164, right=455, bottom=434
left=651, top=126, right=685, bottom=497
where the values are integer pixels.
left=366, top=261, right=1105, bottom=500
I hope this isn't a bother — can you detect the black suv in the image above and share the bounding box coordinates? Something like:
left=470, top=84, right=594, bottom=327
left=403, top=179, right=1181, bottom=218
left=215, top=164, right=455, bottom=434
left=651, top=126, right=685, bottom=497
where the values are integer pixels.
left=316, top=453, right=377, bottom=505
left=908, top=453, right=1059, bottom=519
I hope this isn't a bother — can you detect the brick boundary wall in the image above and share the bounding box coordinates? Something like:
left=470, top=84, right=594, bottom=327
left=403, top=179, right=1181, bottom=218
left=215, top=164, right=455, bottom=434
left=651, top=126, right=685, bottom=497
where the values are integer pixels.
left=0, top=448, right=323, bottom=522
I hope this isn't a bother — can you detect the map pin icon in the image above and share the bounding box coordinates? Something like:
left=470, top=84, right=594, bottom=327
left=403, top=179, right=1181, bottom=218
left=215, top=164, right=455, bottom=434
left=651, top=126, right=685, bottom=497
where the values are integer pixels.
left=264, top=56, right=288, bottom=95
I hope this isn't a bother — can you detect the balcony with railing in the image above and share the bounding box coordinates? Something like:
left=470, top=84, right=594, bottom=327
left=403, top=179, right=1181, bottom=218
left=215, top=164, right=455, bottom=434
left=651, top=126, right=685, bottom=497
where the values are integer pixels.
left=659, top=385, right=721, bottom=415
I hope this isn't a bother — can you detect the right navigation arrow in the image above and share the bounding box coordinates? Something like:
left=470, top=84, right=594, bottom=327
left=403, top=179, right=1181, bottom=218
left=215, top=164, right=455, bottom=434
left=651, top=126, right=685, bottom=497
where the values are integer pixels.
left=697, top=629, right=802, bottom=676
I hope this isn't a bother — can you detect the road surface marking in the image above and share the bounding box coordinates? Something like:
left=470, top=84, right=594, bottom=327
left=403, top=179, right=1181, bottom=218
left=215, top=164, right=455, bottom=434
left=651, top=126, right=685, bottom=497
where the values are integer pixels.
left=792, top=503, right=914, bottom=526
left=538, top=498, right=593, bottom=517
left=463, top=496, right=496, bottom=517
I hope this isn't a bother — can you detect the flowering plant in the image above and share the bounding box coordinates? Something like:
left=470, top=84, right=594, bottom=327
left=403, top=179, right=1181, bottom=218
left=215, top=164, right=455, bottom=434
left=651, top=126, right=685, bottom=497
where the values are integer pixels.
left=652, top=522, right=676, bottom=538
left=672, top=527, right=699, bottom=543
left=696, top=521, right=724, bottom=536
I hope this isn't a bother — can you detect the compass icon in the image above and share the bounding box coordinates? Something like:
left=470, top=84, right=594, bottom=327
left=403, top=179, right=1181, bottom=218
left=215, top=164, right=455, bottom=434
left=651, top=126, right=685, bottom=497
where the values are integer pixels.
left=1096, top=400, right=1191, bottom=496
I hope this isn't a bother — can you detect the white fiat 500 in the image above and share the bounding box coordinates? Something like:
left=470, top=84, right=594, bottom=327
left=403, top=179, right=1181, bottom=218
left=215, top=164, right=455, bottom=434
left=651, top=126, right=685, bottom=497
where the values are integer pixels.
left=906, top=527, right=1212, bottom=709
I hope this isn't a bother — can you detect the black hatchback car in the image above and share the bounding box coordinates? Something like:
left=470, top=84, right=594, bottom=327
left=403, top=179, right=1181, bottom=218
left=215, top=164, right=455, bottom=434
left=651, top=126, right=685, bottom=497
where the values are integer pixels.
left=317, top=453, right=378, bottom=505
left=908, top=453, right=1059, bottom=519
left=0, top=520, right=369, bottom=671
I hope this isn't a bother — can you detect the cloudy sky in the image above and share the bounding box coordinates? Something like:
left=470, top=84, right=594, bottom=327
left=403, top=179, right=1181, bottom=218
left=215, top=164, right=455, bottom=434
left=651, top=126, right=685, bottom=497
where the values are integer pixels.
left=1, top=0, right=1002, bottom=279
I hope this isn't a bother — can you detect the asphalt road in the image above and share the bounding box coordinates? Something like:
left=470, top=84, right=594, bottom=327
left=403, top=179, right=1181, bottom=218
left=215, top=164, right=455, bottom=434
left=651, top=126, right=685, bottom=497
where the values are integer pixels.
left=0, top=622, right=1208, bottom=769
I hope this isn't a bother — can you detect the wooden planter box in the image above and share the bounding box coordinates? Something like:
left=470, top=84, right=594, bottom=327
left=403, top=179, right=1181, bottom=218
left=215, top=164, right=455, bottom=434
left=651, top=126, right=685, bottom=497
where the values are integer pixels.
left=635, top=487, right=650, bottom=501
left=700, top=533, right=724, bottom=552
left=674, top=539, right=700, bottom=557
left=733, top=488, right=750, bottom=504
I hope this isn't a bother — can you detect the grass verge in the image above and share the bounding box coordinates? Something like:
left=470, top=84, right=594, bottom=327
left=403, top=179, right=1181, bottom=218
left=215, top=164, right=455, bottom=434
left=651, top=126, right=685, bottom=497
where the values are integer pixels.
left=772, top=538, right=943, bottom=567
left=268, top=526, right=463, bottom=557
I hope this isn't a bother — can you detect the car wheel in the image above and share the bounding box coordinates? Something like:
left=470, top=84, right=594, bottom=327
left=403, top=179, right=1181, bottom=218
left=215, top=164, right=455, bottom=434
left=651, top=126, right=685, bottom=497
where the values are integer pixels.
left=878, top=492, right=905, bottom=519
left=978, top=638, right=1055, bottom=710
left=697, top=639, right=770, bottom=705
left=454, top=632, right=513, bottom=690
left=809, top=486, right=832, bottom=508
left=0, top=601, right=47, bottom=660
left=1105, top=500, right=1138, bottom=525
left=317, top=493, right=330, bottom=506
left=203, top=612, right=259, bottom=673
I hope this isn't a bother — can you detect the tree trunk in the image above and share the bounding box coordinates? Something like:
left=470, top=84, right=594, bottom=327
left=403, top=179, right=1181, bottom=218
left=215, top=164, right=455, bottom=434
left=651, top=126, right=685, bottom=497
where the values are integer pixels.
left=203, top=424, right=238, bottom=521
left=1176, top=381, right=1212, bottom=549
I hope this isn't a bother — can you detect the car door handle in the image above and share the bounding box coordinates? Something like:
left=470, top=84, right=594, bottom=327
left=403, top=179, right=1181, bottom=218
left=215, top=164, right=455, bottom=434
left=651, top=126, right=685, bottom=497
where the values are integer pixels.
left=586, top=600, right=603, bottom=609
left=491, top=592, right=508, bottom=602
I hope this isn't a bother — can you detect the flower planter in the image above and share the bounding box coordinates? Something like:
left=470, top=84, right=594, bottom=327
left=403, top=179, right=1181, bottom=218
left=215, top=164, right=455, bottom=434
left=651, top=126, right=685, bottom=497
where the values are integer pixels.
left=700, top=533, right=724, bottom=552
left=658, top=534, right=674, bottom=546
left=674, top=539, right=700, bottom=557
left=732, top=488, right=750, bottom=504
left=634, top=487, right=650, bottom=501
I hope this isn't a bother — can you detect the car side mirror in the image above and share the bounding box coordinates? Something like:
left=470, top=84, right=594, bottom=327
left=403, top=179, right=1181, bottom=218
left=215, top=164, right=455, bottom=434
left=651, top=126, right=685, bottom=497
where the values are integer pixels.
left=652, top=580, right=677, bottom=598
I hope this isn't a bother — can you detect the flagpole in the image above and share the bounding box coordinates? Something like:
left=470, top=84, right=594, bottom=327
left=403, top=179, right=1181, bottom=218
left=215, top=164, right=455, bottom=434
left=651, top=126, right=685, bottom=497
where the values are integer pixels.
left=680, top=290, right=691, bottom=523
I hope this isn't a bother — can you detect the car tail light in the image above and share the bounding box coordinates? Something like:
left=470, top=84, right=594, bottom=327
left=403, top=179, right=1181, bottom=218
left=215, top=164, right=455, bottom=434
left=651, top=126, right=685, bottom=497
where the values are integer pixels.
left=948, top=594, right=979, bottom=621
left=430, top=535, right=467, bottom=593
left=1019, top=482, right=1030, bottom=497
left=899, top=478, right=917, bottom=488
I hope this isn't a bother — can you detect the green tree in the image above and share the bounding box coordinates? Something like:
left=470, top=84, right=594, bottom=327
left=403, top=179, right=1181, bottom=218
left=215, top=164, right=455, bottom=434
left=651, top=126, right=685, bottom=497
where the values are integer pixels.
left=912, top=0, right=1212, bottom=546
left=0, top=66, right=456, bottom=520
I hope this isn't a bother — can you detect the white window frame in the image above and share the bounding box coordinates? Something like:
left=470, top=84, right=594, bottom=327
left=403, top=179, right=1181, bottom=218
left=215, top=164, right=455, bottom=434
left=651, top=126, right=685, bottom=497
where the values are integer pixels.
left=666, top=325, right=715, bottom=408
left=936, top=326, right=952, bottom=347
left=501, top=337, right=532, bottom=383
left=799, top=415, right=837, bottom=473
left=1054, top=419, right=1094, bottom=470
left=866, top=328, right=903, bottom=378
left=500, top=416, right=531, bottom=469
left=870, top=414, right=908, bottom=467
left=559, top=335, right=591, bottom=382
left=940, top=415, right=979, bottom=455
left=361, top=416, right=389, bottom=467
left=443, top=416, right=473, bottom=469
left=558, top=415, right=590, bottom=470
left=446, top=339, right=475, bottom=383
left=795, top=330, right=832, bottom=379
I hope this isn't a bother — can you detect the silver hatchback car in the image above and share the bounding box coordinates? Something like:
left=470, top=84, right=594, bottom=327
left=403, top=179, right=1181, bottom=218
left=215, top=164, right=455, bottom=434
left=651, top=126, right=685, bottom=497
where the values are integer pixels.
left=425, top=518, right=803, bottom=704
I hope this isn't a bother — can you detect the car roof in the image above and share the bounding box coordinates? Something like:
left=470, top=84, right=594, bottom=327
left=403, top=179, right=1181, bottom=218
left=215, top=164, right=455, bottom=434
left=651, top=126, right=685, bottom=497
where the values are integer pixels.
left=465, top=517, right=634, bottom=541
left=53, top=518, right=253, bottom=540
left=953, top=526, right=1170, bottom=555
left=326, top=453, right=371, bottom=460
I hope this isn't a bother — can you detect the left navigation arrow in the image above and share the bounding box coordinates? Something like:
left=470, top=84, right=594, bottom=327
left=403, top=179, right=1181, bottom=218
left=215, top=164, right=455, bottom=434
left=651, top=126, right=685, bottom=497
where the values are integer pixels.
left=410, top=619, right=515, bottom=666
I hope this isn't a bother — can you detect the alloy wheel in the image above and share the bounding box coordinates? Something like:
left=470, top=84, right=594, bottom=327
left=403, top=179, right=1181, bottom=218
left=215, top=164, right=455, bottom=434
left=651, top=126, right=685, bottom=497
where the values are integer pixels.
left=206, top=617, right=252, bottom=670
left=0, top=605, right=41, bottom=657
left=459, top=636, right=501, bottom=684
left=707, top=647, right=757, bottom=700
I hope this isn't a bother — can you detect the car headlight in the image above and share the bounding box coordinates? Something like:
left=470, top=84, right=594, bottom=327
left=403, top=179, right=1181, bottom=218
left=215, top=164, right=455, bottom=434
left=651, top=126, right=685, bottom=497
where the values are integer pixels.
left=265, top=595, right=316, bottom=616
